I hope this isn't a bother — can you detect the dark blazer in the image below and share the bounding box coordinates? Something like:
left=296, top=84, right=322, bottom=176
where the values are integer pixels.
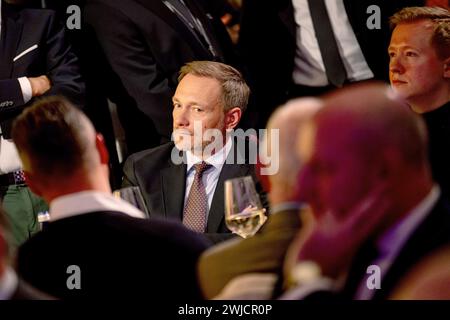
left=84, top=0, right=238, bottom=153
left=0, top=1, right=84, bottom=138
left=341, top=194, right=450, bottom=300
left=123, top=139, right=268, bottom=242
left=17, top=211, right=210, bottom=300
left=238, top=0, right=424, bottom=128
left=198, top=208, right=301, bottom=299
left=422, top=101, right=450, bottom=197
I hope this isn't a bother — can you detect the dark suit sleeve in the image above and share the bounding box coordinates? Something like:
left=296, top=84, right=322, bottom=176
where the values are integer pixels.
left=43, top=11, right=85, bottom=106
left=84, top=2, right=173, bottom=139
left=1, top=9, right=84, bottom=138
left=0, top=79, right=24, bottom=108
left=122, top=155, right=138, bottom=187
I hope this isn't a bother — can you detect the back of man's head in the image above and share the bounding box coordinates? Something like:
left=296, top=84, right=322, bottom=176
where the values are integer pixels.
left=298, top=83, right=433, bottom=223
left=12, top=96, right=98, bottom=185
left=319, top=83, right=429, bottom=170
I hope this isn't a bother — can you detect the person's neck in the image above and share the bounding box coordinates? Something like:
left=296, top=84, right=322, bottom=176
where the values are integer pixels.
left=378, top=176, right=434, bottom=236
left=408, top=89, right=450, bottom=114
left=44, top=173, right=111, bottom=204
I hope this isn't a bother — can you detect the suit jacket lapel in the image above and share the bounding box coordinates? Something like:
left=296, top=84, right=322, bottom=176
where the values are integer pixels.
left=207, top=140, right=251, bottom=233
left=132, top=0, right=213, bottom=59
left=161, top=157, right=187, bottom=221
left=0, top=3, right=23, bottom=78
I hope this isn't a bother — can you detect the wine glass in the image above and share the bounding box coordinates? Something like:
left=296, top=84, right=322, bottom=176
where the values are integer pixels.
left=112, top=186, right=149, bottom=218
left=224, top=176, right=267, bottom=238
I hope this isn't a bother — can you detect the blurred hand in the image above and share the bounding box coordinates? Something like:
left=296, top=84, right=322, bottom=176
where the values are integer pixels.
left=284, top=183, right=391, bottom=280
left=28, top=75, right=51, bottom=97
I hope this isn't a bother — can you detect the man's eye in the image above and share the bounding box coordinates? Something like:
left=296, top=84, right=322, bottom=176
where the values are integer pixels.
left=388, top=52, right=395, bottom=58
left=405, top=51, right=418, bottom=57
left=193, top=107, right=203, bottom=112
left=173, top=103, right=181, bottom=108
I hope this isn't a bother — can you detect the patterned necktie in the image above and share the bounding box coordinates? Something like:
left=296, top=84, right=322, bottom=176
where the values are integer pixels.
left=183, top=162, right=211, bottom=232
left=307, top=0, right=347, bottom=87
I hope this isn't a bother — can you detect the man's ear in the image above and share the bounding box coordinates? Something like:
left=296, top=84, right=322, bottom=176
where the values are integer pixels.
left=23, top=171, right=43, bottom=197
left=443, top=57, right=450, bottom=78
left=95, top=133, right=109, bottom=165
left=224, top=107, right=242, bottom=129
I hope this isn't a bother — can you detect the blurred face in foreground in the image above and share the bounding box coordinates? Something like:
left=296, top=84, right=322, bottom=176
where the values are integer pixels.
left=296, top=117, right=381, bottom=220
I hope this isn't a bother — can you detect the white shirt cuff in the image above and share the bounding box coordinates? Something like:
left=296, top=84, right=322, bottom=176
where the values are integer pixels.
left=18, top=77, right=32, bottom=103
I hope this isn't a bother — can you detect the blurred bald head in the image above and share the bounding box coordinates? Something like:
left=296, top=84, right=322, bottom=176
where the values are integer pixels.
left=317, top=83, right=429, bottom=168
left=263, top=98, right=322, bottom=192
left=297, top=83, right=433, bottom=222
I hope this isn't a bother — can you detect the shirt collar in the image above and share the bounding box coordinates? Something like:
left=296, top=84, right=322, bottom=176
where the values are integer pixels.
left=186, top=137, right=233, bottom=172
left=49, top=190, right=146, bottom=222
left=0, top=267, right=18, bottom=300
left=376, top=184, right=441, bottom=257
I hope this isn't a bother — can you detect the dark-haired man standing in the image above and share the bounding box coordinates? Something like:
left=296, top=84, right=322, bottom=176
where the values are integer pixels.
left=0, top=0, right=84, bottom=246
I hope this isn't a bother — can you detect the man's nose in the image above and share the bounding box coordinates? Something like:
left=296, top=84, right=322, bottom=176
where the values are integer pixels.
left=389, top=56, right=405, bottom=75
left=173, top=107, right=189, bottom=127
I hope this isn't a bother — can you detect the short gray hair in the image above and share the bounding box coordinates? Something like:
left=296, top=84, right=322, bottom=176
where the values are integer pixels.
left=178, top=61, right=250, bottom=112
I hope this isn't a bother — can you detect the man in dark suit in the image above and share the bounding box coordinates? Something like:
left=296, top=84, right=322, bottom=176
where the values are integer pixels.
left=123, top=61, right=266, bottom=243
left=238, top=0, right=423, bottom=129
left=12, top=97, right=209, bottom=299
left=0, top=0, right=85, bottom=247
left=282, top=83, right=450, bottom=300
left=0, top=0, right=84, bottom=132
left=84, top=0, right=238, bottom=154
left=197, top=97, right=322, bottom=299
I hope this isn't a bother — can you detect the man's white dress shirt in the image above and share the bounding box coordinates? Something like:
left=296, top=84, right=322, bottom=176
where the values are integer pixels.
left=184, top=137, right=233, bottom=218
left=291, top=0, right=374, bottom=87
left=49, top=190, right=146, bottom=221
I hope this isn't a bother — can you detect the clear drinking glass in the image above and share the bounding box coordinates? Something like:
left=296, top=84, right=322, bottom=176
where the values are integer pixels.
left=112, top=186, right=149, bottom=218
left=224, top=176, right=267, bottom=238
